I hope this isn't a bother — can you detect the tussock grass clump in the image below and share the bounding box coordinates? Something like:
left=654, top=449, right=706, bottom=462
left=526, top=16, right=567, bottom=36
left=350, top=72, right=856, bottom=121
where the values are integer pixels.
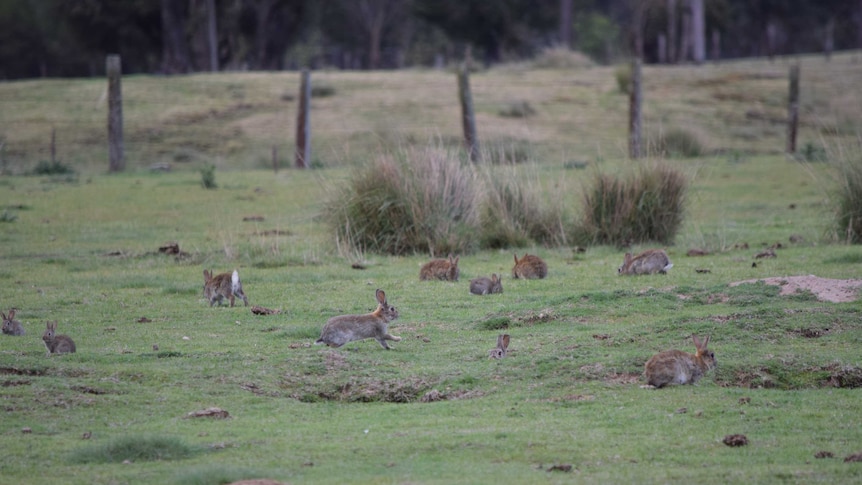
left=835, top=153, right=862, bottom=243
left=200, top=164, right=217, bottom=189
left=478, top=167, right=569, bottom=248
left=578, top=162, right=687, bottom=246
left=171, top=466, right=269, bottom=485
left=530, top=47, right=595, bottom=70
left=325, top=147, right=479, bottom=256
left=68, top=435, right=198, bottom=464
left=31, top=160, right=75, bottom=175
left=651, top=129, right=705, bottom=158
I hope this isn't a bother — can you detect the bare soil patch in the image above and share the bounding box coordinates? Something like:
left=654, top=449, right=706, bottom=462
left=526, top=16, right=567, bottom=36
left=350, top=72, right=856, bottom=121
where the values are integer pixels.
left=729, top=275, right=862, bottom=303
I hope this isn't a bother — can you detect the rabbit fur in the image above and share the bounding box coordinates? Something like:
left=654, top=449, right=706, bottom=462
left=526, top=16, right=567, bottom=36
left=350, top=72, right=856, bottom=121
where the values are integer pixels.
left=644, top=334, right=715, bottom=388
left=489, top=334, right=510, bottom=359
left=203, top=269, right=249, bottom=307
left=470, top=274, right=503, bottom=295
left=419, top=254, right=460, bottom=281
left=618, top=249, right=673, bottom=275
left=42, top=321, right=76, bottom=356
left=315, top=289, right=401, bottom=349
left=512, top=253, right=547, bottom=279
left=1, top=309, right=25, bottom=336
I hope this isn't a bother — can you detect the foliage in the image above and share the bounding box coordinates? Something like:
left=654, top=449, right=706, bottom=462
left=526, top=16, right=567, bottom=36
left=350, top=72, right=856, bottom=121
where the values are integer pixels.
left=614, top=63, right=631, bottom=94
left=579, top=162, right=687, bottom=246
left=31, top=159, right=75, bottom=175
left=834, top=152, right=862, bottom=243
left=200, top=163, right=217, bottom=189
left=68, top=435, right=198, bottom=464
left=529, top=46, right=595, bottom=69
left=324, top=147, right=479, bottom=256
left=651, top=128, right=705, bottom=158
left=575, top=11, right=622, bottom=64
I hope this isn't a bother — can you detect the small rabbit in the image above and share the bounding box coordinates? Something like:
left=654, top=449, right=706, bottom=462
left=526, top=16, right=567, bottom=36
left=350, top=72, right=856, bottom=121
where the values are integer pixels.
left=42, top=321, right=76, bottom=356
left=644, top=334, right=715, bottom=388
left=1, top=309, right=25, bottom=336
left=512, top=253, right=547, bottom=279
left=419, top=254, right=460, bottom=281
left=618, top=249, right=673, bottom=275
left=488, top=334, right=510, bottom=359
left=315, top=289, right=401, bottom=350
left=470, top=274, right=503, bottom=295
left=203, top=269, right=249, bottom=307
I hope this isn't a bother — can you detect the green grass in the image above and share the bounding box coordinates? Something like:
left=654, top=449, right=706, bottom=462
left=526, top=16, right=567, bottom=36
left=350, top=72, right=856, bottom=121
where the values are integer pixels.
left=1, top=53, right=862, bottom=484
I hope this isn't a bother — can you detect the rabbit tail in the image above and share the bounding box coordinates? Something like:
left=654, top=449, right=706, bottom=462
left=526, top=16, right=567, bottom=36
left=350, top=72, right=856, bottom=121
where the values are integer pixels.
left=232, top=270, right=249, bottom=306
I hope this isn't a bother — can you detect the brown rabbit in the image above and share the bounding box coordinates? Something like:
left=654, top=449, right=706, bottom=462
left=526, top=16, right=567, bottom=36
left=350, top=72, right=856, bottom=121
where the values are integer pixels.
left=470, top=274, right=503, bottom=295
left=644, top=334, right=715, bottom=388
left=419, top=254, right=460, bottom=281
left=2, top=309, right=25, bottom=336
left=315, top=289, right=401, bottom=349
left=618, top=249, right=673, bottom=275
left=512, top=253, right=547, bottom=279
left=42, top=321, right=76, bottom=356
left=203, top=269, right=249, bottom=307
left=488, top=334, right=510, bottom=359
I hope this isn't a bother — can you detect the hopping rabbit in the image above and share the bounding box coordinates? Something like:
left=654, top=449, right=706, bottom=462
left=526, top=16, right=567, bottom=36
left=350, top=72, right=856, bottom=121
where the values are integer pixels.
left=203, top=269, right=249, bottom=307
left=644, top=334, right=715, bottom=388
left=470, top=274, right=503, bottom=295
left=512, top=253, right=547, bottom=279
left=42, top=321, right=76, bottom=356
left=488, top=334, right=510, bottom=359
left=315, top=289, right=401, bottom=350
left=618, top=249, right=673, bottom=275
left=419, top=254, right=460, bottom=281
left=1, top=309, right=25, bottom=336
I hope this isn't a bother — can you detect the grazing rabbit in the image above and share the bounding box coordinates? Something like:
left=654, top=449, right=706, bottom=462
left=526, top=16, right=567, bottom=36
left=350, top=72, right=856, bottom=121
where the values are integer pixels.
left=315, top=289, right=401, bottom=350
left=1, top=309, right=25, bottom=336
left=644, top=334, right=715, bottom=388
left=419, top=254, right=460, bottom=281
left=618, top=249, right=673, bottom=275
left=42, top=321, right=76, bottom=356
left=470, top=274, right=503, bottom=295
left=488, top=334, right=510, bottom=359
left=203, top=269, right=249, bottom=307
left=512, top=253, right=547, bottom=279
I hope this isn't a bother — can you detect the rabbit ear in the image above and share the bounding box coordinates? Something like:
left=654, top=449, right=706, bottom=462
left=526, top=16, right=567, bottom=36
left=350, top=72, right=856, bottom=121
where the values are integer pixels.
left=7, top=309, right=14, bottom=319
left=513, top=253, right=519, bottom=264
left=1, top=312, right=6, bottom=320
left=203, top=269, right=211, bottom=280
left=693, top=334, right=708, bottom=349
left=491, top=273, right=498, bottom=282
left=498, top=334, right=510, bottom=350
left=453, top=256, right=459, bottom=265
left=375, top=289, right=386, bottom=305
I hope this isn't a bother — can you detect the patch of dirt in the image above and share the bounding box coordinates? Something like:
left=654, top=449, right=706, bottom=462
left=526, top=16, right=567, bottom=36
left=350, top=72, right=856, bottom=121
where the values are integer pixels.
left=729, top=275, right=862, bottom=303
left=185, top=407, right=231, bottom=419
left=723, top=434, right=749, bottom=447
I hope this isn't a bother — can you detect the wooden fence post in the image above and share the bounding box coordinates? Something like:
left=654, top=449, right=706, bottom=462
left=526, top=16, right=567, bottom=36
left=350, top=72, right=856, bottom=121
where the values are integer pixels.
left=787, top=63, right=800, bottom=154
left=457, top=66, right=479, bottom=162
left=629, top=57, right=643, bottom=159
left=106, top=54, right=124, bottom=172
left=295, top=69, right=311, bottom=169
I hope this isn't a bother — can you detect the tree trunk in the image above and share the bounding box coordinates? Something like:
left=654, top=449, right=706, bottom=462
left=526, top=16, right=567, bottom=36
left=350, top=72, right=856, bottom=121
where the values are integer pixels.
left=206, top=0, right=219, bottom=71
left=295, top=69, right=311, bottom=168
left=680, top=11, right=691, bottom=62
left=160, top=0, right=191, bottom=74
left=690, top=0, right=705, bottom=64
left=458, top=66, right=479, bottom=162
left=787, top=63, right=800, bottom=154
left=667, top=0, right=677, bottom=63
left=629, top=57, right=642, bottom=159
left=559, top=0, right=572, bottom=48
left=824, top=17, right=834, bottom=60
left=368, top=13, right=383, bottom=69
left=657, top=34, right=667, bottom=64
left=711, top=29, right=720, bottom=61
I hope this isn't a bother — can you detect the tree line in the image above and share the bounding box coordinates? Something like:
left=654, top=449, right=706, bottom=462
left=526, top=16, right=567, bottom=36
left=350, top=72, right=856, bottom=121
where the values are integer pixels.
left=1, top=0, right=859, bottom=79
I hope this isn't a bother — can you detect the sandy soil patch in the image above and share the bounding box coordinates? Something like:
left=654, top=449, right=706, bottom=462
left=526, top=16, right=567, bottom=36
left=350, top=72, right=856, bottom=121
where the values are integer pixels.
left=729, top=275, right=862, bottom=303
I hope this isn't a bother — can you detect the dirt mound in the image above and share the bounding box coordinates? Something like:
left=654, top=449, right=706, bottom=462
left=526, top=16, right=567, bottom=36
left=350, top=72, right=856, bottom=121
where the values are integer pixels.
left=729, top=275, right=862, bottom=303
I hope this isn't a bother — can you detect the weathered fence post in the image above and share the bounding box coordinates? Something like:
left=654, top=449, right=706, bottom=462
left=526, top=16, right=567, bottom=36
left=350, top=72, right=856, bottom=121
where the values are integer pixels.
left=106, top=54, right=124, bottom=172
left=629, top=57, right=643, bottom=159
left=295, top=69, right=311, bottom=169
left=787, top=63, right=800, bottom=154
left=457, top=65, right=479, bottom=162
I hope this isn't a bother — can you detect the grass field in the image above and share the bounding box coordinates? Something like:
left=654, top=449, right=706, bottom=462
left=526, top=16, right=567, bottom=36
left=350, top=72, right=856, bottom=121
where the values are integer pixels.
left=1, top=52, right=862, bottom=484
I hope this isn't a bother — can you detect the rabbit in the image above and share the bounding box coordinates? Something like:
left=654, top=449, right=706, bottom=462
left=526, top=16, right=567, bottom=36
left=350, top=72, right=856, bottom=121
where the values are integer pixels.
left=203, top=269, right=249, bottom=307
left=512, top=253, right=547, bottom=279
left=315, top=289, right=401, bottom=350
left=644, top=334, right=715, bottom=388
left=488, top=334, right=510, bottom=359
left=419, top=254, right=460, bottom=281
left=470, top=274, right=503, bottom=295
left=618, top=249, right=673, bottom=275
left=42, top=321, right=76, bottom=356
left=1, top=309, right=25, bottom=336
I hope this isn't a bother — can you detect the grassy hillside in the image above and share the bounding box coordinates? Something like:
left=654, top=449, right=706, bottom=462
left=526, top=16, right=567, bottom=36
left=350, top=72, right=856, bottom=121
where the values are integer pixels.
left=0, top=53, right=861, bottom=484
